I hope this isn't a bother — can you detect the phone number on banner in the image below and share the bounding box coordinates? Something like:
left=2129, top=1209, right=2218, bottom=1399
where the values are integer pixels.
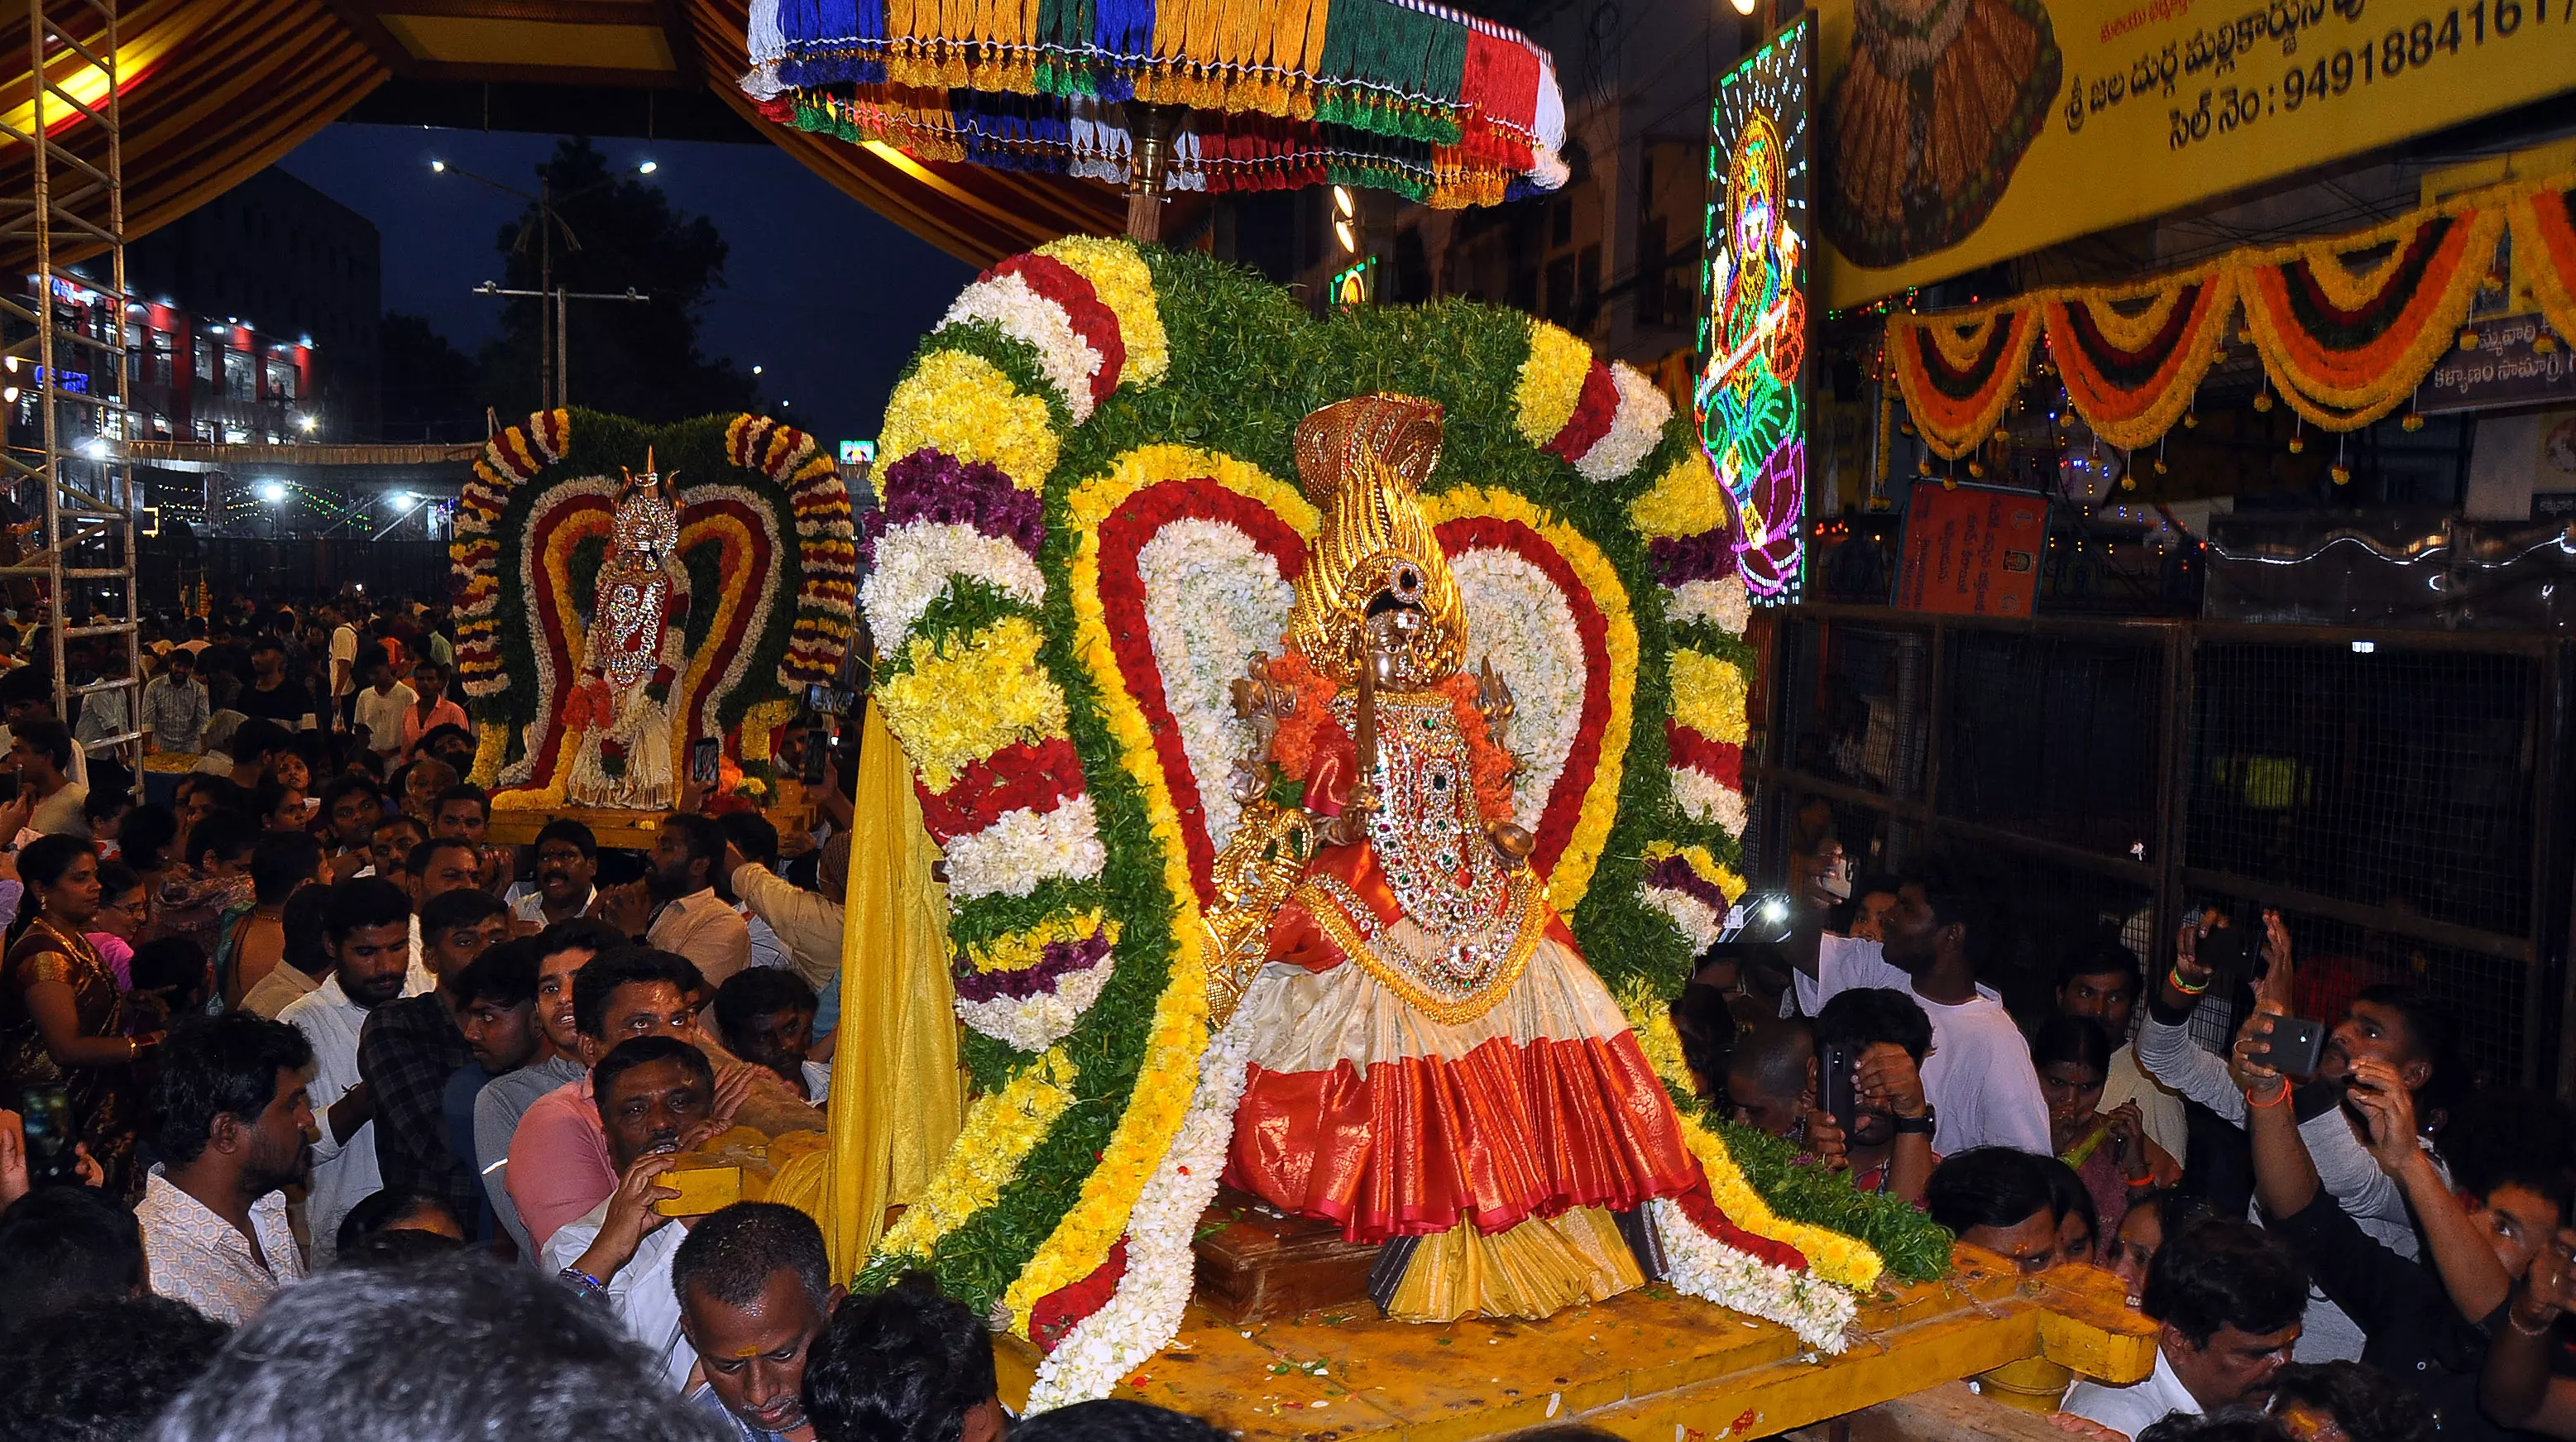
left=2169, top=0, right=2574, bottom=150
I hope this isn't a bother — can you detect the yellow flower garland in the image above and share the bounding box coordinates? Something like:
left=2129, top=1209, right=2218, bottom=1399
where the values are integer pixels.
left=1669, top=649, right=1749, bottom=747
left=1419, top=486, right=1635, bottom=914
left=1037, top=236, right=1171, bottom=387
left=961, top=910, right=1120, bottom=974
left=877, top=1048, right=1081, bottom=1260
left=1626, top=1002, right=1884, bottom=1291
left=469, top=721, right=510, bottom=789
left=876, top=615, right=1070, bottom=790
left=879, top=351, right=1063, bottom=491
left=1626, top=448, right=1729, bottom=542
left=1512, top=319, right=1592, bottom=446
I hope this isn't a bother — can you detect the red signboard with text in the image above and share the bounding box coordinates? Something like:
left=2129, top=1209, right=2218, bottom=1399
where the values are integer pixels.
left=1892, top=482, right=2047, bottom=616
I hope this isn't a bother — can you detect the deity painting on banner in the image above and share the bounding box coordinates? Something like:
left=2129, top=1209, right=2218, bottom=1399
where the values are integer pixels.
left=565, top=454, right=688, bottom=809
left=1216, top=395, right=1702, bottom=1323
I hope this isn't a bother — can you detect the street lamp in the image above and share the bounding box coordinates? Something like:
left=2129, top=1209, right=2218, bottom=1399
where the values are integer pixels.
left=639, top=160, right=659, bottom=175
left=297, top=414, right=318, bottom=434
left=258, top=481, right=286, bottom=504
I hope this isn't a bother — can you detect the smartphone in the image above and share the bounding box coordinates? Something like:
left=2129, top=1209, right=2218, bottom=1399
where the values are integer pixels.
left=19, top=1082, right=79, bottom=1187
left=689, top=736, right=721, bottom=787
left=2257, top=1015, right=2329, bottom=1076
left=806, top=683, right=853, bottom=716
left=800, top=734, right=829, bottom=785
left=1818, top=1040, right=1857, bottom=1138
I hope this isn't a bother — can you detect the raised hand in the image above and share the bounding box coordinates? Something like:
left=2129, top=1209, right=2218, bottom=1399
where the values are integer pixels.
left=2344, top=1056, right=2421, bottom=1176
left=2257, top=908, right=2295, bottom=1010
left=2104, top=1101, right=2150, bottom=1181
left=2228, top=1002, right=2287, bottom=1101
left=1853, top=1042, right=1927, bottom=1122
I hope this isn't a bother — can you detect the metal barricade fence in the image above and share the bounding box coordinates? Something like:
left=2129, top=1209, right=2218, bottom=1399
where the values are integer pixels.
left=1751, top=605, right=2570, bottom=1089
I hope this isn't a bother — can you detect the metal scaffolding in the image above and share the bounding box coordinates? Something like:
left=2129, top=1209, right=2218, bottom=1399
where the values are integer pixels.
left=0, top=0, right=144, bottom=793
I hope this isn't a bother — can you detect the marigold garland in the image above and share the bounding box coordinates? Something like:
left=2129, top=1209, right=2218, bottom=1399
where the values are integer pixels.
left=875, top=616, right=1070, bottom=790
left=879, top=351, right=1064, bottom=492
left=2041, top=267, right=2234, bottom=451
left=1669, top=648, right=1750, bottom=749
left=1512, top=319, right=1593, bottom=446
left=1888, top=170, right=2576, bottom=451
left=874, top=1048, right=1081, bottom=1262
left=2513, top=181, right=2576, bottom=348
left=1626, top=448, right=1730, bottom=542
left=1888, top=303, right=2042, bottom=460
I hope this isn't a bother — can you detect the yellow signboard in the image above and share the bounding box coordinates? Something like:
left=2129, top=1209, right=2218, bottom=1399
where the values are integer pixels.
left=1814, top=0, right=2576, bottom=308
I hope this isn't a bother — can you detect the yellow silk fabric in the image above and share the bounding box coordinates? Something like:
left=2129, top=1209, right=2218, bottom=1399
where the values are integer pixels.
left=1385, top=1205, right=1644, bottom=1323
left=789, top=697, right=964, bottom=1282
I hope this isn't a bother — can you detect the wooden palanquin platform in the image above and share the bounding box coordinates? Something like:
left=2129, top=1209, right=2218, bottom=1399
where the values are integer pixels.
left=994, top=1243, right=2153, bottom=1442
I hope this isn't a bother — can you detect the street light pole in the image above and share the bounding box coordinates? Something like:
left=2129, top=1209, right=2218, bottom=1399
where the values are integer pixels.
left=470, top=284, right=650, bottom=410
left=433, top=157, right=655, bottom=411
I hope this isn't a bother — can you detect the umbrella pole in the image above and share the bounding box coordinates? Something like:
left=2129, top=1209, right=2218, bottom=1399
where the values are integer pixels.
left=1124, top=103, right=1185, bottom=242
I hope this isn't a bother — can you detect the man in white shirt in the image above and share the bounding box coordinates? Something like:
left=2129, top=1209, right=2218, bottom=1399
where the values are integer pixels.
left=326, top=603, right=362, bottom=731
left=509, top=819, right=601, bottom=928
left=543, top=1035, right=723, bottom=1391
left=1788, top=874, right=2052, bottom=1156
left=2066, top=1218, right=2308, bottom=1438
left=600, top=815, right=750, bottom=988
left=278, top=877, right=425, bottom=1266
left=349, top=651, right=415, bottom=761
left=136, top=1011, right=315, bottom=1325
left=2137, top=913, right=2445, bottom=1359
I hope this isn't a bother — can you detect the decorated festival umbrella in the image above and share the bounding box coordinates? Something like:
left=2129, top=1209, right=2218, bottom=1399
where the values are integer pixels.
left=740, top=0, right=1568, bottom=237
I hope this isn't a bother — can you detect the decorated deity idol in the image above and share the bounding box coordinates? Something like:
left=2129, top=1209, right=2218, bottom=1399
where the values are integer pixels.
left=1216, top=395, right=1702, bottom=1323
left=564, top=453, right=688, bottom=808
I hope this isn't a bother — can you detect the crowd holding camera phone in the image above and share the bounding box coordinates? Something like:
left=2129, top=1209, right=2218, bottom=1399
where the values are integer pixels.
left=1679, top=837, right=2576, bottom=1442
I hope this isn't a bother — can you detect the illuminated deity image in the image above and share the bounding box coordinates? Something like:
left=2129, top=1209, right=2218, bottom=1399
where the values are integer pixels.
left=1698, top=109, right=1806, bottom=598
left=565, top=456, right=688, bottom=809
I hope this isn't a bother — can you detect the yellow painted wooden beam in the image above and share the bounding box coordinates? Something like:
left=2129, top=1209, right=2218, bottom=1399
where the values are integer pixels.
left=992, top=1245, right=2157, bottom=1440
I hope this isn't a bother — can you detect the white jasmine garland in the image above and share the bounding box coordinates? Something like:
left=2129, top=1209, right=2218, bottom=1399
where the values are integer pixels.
left=1648, top=1196, right=1855, bottom=1353
left=944, top=793, right=1108, bottom=901
left=1573, top=362, right=1675, bottom=483
left=1640, top=880, right=1726, bottom=952
left=955, top=951, right=1118, bottom=1052
left=864, top=520, right=1050, bottom=652
left=1671, top=766, right=1749, bottom=837
left=1024, top=1001, right=1259, bottom=1409
left=1450, top=548, right=1583, bottom=828
left=940, top=271, right=1106, bottom=423
left=1664, top=575, right=1752, bottom=636
left=1134, top=520, right=1295, bottom=855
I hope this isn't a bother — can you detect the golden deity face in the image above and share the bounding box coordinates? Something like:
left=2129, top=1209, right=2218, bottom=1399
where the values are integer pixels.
left=1284, top=395, right=1468, bottom=691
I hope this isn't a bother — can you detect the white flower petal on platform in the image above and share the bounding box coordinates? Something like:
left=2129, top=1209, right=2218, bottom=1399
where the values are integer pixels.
left=944, top=794, right=1107, bottom=901
left=1665, top=576, right=1752, bottom=636
left=1648, top=1196, right=1855, bottom=1353
left=1452, top=548, right=1584, bottom=829
left=1136, top=519, right=1295, bottom=856
left=862, top=521, right=1048, bottom=651
left=940, top=271, right=1105, bottom=423
left=954, top=952, right=1118, bottom=1053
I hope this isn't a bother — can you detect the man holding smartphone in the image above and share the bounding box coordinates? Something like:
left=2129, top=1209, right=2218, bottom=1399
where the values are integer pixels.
left=2242, top=1014, right=2569, bottom=1440
left=2138, top=908, right=2457, bottom=1361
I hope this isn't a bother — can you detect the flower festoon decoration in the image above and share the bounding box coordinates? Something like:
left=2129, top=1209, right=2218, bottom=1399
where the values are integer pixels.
left=855, top=236, right=1945, bottom=1409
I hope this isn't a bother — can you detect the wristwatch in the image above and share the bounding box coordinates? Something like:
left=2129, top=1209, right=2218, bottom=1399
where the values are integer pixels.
left=1890, top=1104, right=1937, bottom=1137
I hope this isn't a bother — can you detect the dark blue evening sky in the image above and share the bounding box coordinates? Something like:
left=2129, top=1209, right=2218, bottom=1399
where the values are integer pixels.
left=275, top=122, right=973, bottom=447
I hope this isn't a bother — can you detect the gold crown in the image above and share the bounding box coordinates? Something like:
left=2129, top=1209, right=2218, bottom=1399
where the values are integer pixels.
left=1284, top=395, right=1467, bottom=689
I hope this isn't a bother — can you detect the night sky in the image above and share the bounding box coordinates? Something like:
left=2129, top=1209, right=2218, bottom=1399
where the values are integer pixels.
left=275, top=122, right=974, bottom=447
